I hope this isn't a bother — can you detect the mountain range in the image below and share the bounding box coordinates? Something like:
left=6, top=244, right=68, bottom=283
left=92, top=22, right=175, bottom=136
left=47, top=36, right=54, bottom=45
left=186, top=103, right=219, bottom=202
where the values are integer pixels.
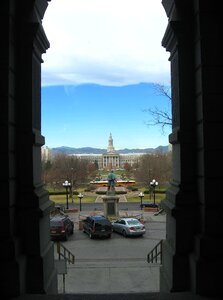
left=51, top=145, right=169, bottom=155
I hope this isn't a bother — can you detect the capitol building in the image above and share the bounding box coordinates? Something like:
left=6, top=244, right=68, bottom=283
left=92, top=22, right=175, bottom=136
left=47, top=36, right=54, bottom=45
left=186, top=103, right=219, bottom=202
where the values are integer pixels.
left=70, top=133, right=145, bottom=170
left=41, top=134, right=153, bottom=170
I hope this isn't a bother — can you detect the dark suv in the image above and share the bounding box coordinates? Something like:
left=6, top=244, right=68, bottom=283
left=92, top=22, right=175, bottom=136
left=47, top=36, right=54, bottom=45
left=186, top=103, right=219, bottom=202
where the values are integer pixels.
left=50, top=215, right=74, bottom=241
left=83, top=215, right=112, bottom=239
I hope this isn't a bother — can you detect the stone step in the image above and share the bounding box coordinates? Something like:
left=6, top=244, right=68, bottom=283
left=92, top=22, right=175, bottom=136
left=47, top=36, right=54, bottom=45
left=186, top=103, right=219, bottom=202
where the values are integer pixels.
left=57, top=259, right=160, bottom=294
left=72, top=257, right=156, bottom=268
left=12, top=292, right=215, bottom=300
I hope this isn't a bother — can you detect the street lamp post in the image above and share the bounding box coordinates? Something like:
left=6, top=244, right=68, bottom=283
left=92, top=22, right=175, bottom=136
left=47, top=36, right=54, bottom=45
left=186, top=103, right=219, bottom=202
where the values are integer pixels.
left=150, top=179, right=158, bottom=206
left=71, top=168, right=74, bottom=203
left=138, top=191, right=144, bottom=210
left=63, top=180, right=71, bottom=209
left=149, top=169, right=152, bottom=200
left=78, top=193, right=83, bottom=211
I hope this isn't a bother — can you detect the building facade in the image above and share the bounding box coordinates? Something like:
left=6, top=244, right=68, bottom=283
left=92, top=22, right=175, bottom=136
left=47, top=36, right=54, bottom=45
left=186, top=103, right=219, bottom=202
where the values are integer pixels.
left=41, top=146, right=52, bottom=162
left=71, top=133, right=143, bottom=170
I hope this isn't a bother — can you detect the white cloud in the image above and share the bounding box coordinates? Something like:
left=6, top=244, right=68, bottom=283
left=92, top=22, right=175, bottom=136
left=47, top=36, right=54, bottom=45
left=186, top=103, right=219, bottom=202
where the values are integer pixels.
left=42, top=0, right=170, bottom=87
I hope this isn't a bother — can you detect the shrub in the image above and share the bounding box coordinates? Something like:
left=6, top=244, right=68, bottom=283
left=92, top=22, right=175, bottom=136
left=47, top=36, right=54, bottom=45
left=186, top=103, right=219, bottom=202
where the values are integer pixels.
left=127, top=186, right=138, bottom=191
left=96, top=191, right=106, bottom=195
left=144, top=189, right=166, bottom=194
left=48, top=191, right=66, bottom=196
left=115, top=190, right=127, bottom=194
left=144, top=190, right=150, bottom=194
left=95, top=190, right=127, bottom=195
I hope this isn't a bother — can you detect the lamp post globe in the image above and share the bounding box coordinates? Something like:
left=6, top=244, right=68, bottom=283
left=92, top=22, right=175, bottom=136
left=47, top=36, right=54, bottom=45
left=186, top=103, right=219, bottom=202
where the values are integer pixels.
left=138, top=191, right=144, bottom=210
left=63, top=180, right=71, bottom=209
left=78, top=193, right=84, bottom=211
left=71, top=168, right=74, bottom=203
left=150, top=179, right=158, bottom=206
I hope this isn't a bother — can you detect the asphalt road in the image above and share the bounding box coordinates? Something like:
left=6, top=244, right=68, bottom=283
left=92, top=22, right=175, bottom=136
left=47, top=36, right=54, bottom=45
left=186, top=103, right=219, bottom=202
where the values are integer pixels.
left=58, top=202, right=146, bottom=212
left=58, top=216, right=166, bottom=259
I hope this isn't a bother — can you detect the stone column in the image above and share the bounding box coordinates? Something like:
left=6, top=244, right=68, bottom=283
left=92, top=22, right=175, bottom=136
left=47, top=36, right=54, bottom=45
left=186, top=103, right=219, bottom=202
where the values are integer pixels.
left=188, top=2, right=223, bottom=296
left=16, top=0, right=57, bottom=295
left=161, top=1, right=223, bottom=297
left=1, top=1, right=21, bottom=296
left=160, top=0, right=197, bottom=292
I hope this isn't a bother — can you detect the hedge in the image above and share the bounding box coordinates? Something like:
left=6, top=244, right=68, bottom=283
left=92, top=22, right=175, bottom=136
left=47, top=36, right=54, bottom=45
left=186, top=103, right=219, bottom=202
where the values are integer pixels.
left=96, top=190, right=127, bottom=195
left=48, top=191, right=79, bottom=196
left=144, top=189, right=166, bottom=194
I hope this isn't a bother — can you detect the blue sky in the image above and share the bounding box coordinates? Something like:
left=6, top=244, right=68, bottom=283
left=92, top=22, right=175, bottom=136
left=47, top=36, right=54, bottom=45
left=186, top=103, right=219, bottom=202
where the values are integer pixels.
left=41, top=83, right=171, bottom=149
left=41, top=0, right=171, bottom=149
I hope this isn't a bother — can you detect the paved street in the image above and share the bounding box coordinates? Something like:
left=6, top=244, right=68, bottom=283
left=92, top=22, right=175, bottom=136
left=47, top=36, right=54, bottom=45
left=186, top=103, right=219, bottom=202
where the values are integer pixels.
left=54, top=210, right=166, bottom=294
left=58, top=202, right=151, bottom=212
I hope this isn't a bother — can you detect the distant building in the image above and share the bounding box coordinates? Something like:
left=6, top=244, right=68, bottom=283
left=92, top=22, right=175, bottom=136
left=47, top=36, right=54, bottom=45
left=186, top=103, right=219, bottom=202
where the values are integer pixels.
left=70, top=133, right=144, bottom=170
left=43, top=134, right=170, bottom=169
left=41, top=146, right=52, bottom=162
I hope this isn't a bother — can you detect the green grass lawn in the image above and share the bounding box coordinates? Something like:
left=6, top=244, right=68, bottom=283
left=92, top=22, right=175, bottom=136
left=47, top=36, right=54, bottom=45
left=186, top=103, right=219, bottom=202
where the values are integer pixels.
left=126, top=193, right=165, bottom=203
left=49, top=195, right=96, bottom=204
left=49, top=191, right=166, bottom=205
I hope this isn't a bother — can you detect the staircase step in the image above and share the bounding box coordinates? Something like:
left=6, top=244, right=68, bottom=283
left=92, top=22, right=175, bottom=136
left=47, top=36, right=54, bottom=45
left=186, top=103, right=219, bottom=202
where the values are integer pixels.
left=12, top=292, right=217, bottom=300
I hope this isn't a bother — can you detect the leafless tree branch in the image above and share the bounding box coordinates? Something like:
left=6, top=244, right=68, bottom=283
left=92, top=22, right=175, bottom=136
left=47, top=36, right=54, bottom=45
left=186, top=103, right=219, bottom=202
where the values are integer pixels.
left=143, top=83, right=172, bottom=133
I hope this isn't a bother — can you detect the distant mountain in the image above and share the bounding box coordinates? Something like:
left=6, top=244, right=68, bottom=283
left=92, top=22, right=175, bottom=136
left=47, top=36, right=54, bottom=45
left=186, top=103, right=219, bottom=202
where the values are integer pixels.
left=51, top=146, right=106, bottom=155
left=117, top=146, right=168, bottom=154
left=51, top=145, right=169, bottom=155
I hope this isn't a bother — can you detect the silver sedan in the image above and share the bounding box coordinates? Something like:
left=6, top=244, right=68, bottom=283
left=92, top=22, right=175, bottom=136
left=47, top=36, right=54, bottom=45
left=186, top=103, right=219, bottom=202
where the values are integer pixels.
left=112, top=218, right=146, bottom=237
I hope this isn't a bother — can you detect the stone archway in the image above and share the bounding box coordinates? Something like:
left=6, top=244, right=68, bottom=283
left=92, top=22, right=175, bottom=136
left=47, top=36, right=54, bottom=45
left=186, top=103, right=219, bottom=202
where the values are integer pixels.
left=1, top=0, right=57, bottom=296
left=2, top=0, right=223, bottom=298
left=160, top=0, right=223, bottom=297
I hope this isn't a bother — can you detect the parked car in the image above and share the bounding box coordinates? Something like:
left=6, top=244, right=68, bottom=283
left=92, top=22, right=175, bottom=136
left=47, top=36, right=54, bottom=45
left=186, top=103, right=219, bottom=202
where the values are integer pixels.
left=82, top=215, right=112, bottom=239
left=140, top=202, right=158, bottom=209
left=50, top=215, right=74, bottom=241
left=112, top=218, right=146, bottom=237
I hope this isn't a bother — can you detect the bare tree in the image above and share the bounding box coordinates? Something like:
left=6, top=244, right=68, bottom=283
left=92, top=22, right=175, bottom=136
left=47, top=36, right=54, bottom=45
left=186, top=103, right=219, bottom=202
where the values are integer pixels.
left=44, top=154, right=90, bottom=188
left=42, top=160, right=52, bottom=184
left=143, top=83, right=172, bottom=133
left=134, top=152, right=172, bottom=188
